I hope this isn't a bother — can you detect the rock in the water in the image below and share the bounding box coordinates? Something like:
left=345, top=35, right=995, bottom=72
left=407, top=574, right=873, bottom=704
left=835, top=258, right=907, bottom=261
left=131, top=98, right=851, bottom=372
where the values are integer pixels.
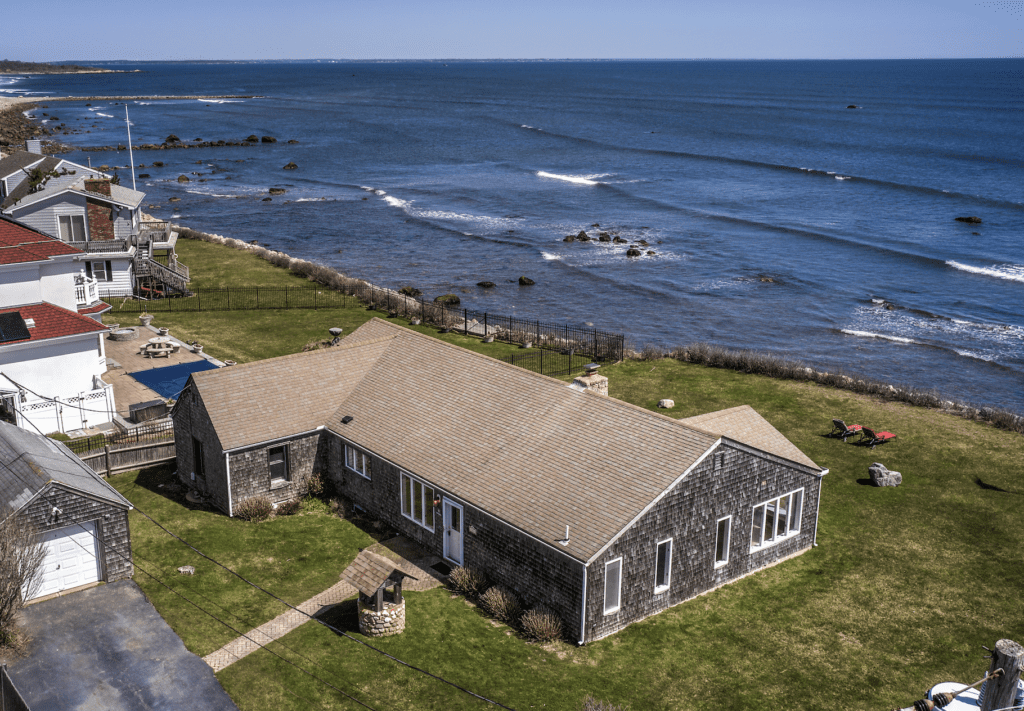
left=262, top=197, right=272, bottom=202
left=287, top=139, right=300, bottom=144
left=399, top=286, right=422, bottom=297
left=518, top=276, right=535, bottom=285
left=138, top=173, right=150, bottom=178
left=658, top=399, right=675, bottom=409
left=868, top=462, right=902, bottom=487
left=563, top=234, right=576, bottom=242
left=626, top=248, right=642, bottom=257
left=955, top=216, right=982, bottom=224
left=283, top=162, right=298, bottom=170
left=598, top=232, right=611, bottom=242
left=576, top=230, right=590, bottom=241
left=168, top=196, right=181, bottom=202
left=476, top=281, right=495, bottom=288
left=613, top=236, right=628, bottom=243
left=177, top=174, right=189, bottom=183
left=166, top=134, right=181, bottom=143
left=646, top=250, right=656, bottom=255
left=268, top=188, right=286, bottom=195
left=153, top=161, right=164, bottom=167
left=261, top=136, right=277, bottom=143
left=434, top=293, right=461, bottom=305
left=846, top=105, right=860, bottom=109
left=760, top=277, right=774, bottom=283
left=244, top=134, right=258, bottom=142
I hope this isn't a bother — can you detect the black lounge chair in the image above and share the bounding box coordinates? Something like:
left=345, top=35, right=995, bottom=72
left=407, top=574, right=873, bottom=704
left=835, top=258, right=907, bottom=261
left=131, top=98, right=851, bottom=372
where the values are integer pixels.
left=859, top=426, right=897, bottom=449
left=830, top=418, right=863, bottom=442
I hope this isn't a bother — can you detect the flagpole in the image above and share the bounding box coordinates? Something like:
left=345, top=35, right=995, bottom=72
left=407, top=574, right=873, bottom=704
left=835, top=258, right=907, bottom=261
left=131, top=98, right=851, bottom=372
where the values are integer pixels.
left=125, top=105, right=137, bottom=191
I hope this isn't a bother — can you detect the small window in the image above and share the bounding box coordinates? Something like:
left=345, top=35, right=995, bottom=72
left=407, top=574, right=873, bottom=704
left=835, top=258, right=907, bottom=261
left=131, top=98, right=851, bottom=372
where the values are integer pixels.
left=192, top=437, right=205, bottom=479
left=58, top=215, right=86, bottom=242
left=269, top=445, right=288, bottom=483
left=604, top=558, right=622, bottom=614
left=751, top=488, right=805, bottom=550
left=654, top=539, right=672, bottom=593
left=87, top=260, right=112, bottom=282
left=345, top=445, right=369, bottom=479
left=715, top=517, right=731, bottom=567
left=400, top=472, right=435, bottom=530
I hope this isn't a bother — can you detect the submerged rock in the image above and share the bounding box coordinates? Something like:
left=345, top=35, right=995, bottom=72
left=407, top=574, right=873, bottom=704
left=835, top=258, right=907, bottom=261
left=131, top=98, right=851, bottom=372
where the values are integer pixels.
left=598, top=232, right=611, bottom=242
left=268, top=188, right=286, bottom=195
left=626, top=248, right=642, bottom=257
left=476, top=281, right=496, bottom=288
left=283, top=162, right=298, bottom=170
left=166, top=134, right=181, bottom=143
left=245, top=134, right=259, bottom=142
left=955, top=216, right=982, bottom=224
left=518, top=276, right=535, bottom=285
left=261, top=136, right=277, bottom=143
left=563, top=234, right=576, bottom=242
left=434, top=294, right=461, bottom=305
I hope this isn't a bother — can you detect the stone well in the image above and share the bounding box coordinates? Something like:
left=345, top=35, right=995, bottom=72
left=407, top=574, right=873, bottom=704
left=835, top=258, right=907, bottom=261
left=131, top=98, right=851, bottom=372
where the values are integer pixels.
left=358, top=597, right=406, bottom=637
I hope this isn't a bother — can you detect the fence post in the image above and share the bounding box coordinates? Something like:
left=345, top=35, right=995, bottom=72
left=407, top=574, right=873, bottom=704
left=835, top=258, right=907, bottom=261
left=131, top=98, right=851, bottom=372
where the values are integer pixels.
left=256, top=286, right=260, bottom=310
left=464, top=309, right=468, bottom=335
left=104, top=444, right=111, bottom=478
left=536, top=320, right=539, bottom=345
left=421, top=298, right=425, bottom=323
left=484, top=312, right=488, bottom=337
left=227, top=288, right=231, bottom=311
left=540, top=347, right=544, bottom=375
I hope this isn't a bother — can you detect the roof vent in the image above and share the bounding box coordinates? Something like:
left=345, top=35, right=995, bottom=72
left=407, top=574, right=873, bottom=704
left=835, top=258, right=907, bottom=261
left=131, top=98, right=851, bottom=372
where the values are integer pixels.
left=24, top=318, right=35, bottom=329
left=341, top=416, right=354, bottom=425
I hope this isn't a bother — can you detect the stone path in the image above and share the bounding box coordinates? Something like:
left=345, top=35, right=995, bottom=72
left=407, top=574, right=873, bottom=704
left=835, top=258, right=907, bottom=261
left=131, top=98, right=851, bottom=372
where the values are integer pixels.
left=202, top=536, right=446, bottom=673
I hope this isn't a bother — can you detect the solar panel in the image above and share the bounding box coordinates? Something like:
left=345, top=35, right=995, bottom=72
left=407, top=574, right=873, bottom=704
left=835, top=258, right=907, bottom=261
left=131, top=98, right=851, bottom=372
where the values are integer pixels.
left=0, top=312, right=30, bottom=343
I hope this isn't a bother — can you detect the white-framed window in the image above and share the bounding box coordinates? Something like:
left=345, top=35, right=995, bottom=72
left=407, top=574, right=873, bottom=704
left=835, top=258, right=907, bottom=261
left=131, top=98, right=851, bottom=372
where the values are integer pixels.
left=86, top=260, right=112, bottom=282
left=654, top=539, right=672, bottom=593
left=715, top=516, right=732, bottom=567
left=269, top=445, right=289, bottom=484
left=400, top=472, right=435, bottom=531
left=58, top=214, right=86, bottom=242
left=604, top=558, right=622, bottom=614
left=751, top=488, right=804, bottom=550
left=345, top=445, right=369, bottom=479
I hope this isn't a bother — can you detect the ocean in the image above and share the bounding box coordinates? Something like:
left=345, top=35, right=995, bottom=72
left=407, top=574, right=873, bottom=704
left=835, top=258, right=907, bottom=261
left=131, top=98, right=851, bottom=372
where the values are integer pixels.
left=4, top=59, right=1023, bottom=410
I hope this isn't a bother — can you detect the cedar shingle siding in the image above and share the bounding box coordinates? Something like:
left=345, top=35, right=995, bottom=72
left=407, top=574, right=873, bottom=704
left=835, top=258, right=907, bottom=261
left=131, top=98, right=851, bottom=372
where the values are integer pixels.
left=172, top=318, right=826, bottom=641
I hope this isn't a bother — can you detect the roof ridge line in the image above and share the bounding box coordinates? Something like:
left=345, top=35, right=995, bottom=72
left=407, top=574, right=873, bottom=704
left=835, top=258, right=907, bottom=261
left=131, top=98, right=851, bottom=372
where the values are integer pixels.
left=356, top=318, right=720, bottom=440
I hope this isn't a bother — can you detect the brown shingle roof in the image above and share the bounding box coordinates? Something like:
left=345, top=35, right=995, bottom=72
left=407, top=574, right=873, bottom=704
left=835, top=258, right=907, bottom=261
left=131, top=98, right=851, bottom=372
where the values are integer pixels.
left=680, top=405, right=820, bottom=470
left=341, top=550, right=413, bottom=597
left=190, top=319, right=820, bottom=562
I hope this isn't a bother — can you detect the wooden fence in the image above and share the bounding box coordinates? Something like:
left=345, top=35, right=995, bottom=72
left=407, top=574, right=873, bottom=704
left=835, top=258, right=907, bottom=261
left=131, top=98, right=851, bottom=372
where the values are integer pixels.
left=1, top=665, right=30, bottom=711
left=78, top=439, right=177, bottom=477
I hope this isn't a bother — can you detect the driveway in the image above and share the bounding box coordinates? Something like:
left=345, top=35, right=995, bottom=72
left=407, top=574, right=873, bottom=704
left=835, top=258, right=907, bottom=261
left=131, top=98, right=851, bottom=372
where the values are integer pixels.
left=6, top=580, right=238, bottom=711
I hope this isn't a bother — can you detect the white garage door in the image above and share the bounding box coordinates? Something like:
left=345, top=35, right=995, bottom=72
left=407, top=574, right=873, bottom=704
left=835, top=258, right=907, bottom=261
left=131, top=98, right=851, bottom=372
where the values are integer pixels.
left=30, top=521, right=102, bottom=600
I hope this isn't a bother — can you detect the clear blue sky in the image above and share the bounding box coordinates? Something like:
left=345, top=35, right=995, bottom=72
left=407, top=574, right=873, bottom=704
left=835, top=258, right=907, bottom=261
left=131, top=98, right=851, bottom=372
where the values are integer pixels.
left=12, top=0, right=1023, bottom=60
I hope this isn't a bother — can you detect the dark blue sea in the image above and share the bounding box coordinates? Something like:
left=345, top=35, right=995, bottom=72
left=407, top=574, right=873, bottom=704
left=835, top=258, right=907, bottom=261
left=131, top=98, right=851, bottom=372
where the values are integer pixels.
left=5, top=60, right=1023, bottom=410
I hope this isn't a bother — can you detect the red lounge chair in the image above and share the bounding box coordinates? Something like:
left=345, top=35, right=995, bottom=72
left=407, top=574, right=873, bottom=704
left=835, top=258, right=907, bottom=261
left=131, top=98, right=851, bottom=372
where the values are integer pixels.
left=860, top=427, right=896, bottom=449
left=831, top=418, right=863, bottom=441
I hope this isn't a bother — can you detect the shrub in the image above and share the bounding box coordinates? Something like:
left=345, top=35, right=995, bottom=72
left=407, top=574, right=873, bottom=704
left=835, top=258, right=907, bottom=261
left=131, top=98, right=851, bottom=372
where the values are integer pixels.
left=275, top=499, right=301, bottom=516
left=234, top=495, right=273, bottom=522
left=479, top=586, right=521, bottom=624
left=520, top=607, right=563, bottom=642
left=305, top=473, right=324, bottom=498
left=447, top=566, right=487, bottom=597
left=582, top=696, right=628, bottom=711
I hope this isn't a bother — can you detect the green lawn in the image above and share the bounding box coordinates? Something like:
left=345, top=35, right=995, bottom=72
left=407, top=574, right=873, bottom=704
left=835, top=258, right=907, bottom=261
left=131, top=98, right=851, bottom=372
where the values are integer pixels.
left=106, top=234, right=1024, bottom=710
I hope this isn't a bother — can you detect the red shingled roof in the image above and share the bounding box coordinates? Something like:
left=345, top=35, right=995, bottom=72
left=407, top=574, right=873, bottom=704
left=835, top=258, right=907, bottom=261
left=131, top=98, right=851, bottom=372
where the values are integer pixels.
left=0, top=216, right=82, bottom=265
left=77, top=301, right=111, bottom=316
left=0, top=303, right=108, bottom=344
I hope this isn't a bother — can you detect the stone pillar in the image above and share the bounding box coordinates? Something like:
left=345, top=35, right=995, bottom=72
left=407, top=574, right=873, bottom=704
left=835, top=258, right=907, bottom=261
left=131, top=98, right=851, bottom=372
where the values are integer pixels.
left=573, top=371, right=608, bottom=396
left=358, top=598, right=406, bottom=637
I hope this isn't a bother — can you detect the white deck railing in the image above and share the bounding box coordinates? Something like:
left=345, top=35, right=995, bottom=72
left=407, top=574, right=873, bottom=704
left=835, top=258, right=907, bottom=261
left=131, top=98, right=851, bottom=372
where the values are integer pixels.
left=74, top=274, right=100, bottom=307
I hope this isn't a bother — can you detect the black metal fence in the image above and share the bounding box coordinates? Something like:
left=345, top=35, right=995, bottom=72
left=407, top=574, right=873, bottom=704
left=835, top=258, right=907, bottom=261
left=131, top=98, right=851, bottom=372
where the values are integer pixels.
left=112, top=284, right=626, bottom=362
left=1, top=665, right=31, bottom=711
left=498, top=350, right=593, bottom=378
left=65, top=420, right=175, bottom=457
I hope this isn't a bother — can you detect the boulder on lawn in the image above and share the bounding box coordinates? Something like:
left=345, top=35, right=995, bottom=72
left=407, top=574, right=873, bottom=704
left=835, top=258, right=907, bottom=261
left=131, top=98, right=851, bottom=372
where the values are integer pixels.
left=283, top=162, right=298, bottom=170
left=657, top=399, right=674, bottom=409
left=518, top=276, right=535, bottom=285
left=868, top=462, right=902, bottom=487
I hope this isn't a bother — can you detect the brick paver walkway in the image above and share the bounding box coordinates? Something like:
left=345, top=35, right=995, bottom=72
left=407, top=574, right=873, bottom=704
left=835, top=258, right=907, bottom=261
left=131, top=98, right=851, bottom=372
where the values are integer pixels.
left=202, top=537, right=445, bottom=673
left=203, top=578, right=356, bottom=672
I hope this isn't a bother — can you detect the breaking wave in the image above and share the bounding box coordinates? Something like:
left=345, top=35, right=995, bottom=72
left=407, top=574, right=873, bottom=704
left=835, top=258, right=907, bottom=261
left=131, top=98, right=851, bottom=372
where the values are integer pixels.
left=840, top=330, right=918, bottom=344
left=537, top=171, right=609, bottom=186
left=946, top=261, right=1024, bottom=283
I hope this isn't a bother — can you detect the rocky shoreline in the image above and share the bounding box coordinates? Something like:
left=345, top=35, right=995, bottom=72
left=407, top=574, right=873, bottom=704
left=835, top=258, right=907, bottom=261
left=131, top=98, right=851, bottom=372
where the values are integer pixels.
left=0, top=99, right=49, bottom=148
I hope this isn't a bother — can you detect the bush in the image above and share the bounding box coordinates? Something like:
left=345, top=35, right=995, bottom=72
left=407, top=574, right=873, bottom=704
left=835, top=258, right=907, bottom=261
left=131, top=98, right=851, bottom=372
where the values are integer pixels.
left=234, top=495, right=273, bottom=522
left=583, top=697, right=628, bottom=711
left=520, top=607, right=563, bottom=642
left=305, top=473, right=324, bottom=498
left=275, top=499, right=301, bottom=516
left=447, top=566, right=487, bottom=597
left=479, top=586, right=521, bottom=624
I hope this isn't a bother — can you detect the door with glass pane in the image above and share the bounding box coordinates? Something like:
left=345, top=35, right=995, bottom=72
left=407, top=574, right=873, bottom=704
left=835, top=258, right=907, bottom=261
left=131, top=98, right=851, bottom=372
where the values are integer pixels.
left=443, top=500, right=464, bottom=565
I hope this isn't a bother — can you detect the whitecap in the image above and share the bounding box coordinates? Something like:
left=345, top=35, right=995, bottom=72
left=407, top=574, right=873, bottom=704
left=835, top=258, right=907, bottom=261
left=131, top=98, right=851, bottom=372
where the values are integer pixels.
left=537, top=171, right=603, bottom=186
left=840, top=329, right=917, bottom=344
left=946, top=261, right=1024, bottom=284
left=835, top=176, right=850, bottom=181
left=383, top=195, right=409, bottom=209
left=954, top=349, right=996, bottom=362
left=871, top=298, right=885, bottom=304
left=541, top=252, right=561, bottom=260
left=95, top=113, right=114, bottom=118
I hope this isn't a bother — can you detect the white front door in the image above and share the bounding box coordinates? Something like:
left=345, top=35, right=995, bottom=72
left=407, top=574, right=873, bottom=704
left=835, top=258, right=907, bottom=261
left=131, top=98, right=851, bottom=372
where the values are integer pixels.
left=31, top=521, right=101, bottom=600
left=443, top=500, right=464, bottom=565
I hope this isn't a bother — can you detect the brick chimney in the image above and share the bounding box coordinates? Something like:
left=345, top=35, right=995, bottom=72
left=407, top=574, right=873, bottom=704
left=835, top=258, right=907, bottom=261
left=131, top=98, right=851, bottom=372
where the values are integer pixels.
left=572, top=364, right=608, bottom=396
left=84, top=179, right=112, bottom=196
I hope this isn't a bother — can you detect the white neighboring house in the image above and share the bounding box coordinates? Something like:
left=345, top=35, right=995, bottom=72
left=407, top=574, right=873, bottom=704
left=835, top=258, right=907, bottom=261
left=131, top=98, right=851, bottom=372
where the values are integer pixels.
left=0, top=214, right=115, bottom=435
left=0, top=148, right=189, bottom=299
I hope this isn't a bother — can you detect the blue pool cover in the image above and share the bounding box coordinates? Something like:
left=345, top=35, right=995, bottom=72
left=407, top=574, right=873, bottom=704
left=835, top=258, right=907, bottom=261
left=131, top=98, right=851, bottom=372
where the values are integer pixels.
left=129, top=360, right=219, bottom=399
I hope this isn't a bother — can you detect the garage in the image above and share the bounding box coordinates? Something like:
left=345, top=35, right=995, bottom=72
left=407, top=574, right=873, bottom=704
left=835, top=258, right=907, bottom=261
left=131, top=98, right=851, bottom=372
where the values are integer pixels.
left=33, top=521, right=102, bottom=600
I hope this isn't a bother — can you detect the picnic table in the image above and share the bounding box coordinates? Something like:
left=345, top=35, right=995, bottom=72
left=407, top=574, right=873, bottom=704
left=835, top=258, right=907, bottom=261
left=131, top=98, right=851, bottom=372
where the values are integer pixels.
left=139, top=337, right=180, bottom=358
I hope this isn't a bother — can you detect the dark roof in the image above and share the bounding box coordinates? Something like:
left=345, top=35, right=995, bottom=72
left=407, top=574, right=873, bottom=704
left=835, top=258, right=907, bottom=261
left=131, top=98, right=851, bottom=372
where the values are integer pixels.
left=0, top=151, right=46, bottom=181
left=0, top=213, right=82, bottom=264
left=0, top=420, right=132, bottom=515
left=0, top=157, right=61, bottom=210
left=0, top=303, right=108, bottom=345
